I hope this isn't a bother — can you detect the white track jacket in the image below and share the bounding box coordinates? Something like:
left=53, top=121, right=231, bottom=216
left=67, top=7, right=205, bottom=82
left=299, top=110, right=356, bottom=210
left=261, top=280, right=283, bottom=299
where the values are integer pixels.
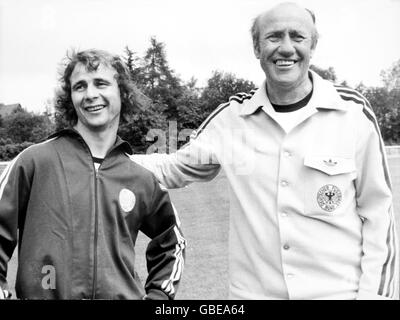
left=132, top=71, right=398, bottom=300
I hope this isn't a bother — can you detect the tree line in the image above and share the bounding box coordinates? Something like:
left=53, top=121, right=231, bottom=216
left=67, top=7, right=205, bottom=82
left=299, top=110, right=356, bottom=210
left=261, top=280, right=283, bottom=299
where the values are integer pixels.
left=1, top=37, right=399, bottom=160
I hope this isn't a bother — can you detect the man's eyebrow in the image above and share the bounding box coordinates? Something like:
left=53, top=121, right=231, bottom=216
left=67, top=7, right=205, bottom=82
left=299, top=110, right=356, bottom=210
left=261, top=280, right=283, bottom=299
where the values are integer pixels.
left=71, top=80, right=86, bottom=88
left=265, top=30, right=284, bottom=36
left=289, top=30, right=306, bottom=36
left=93, top=77, right=112, bottom=83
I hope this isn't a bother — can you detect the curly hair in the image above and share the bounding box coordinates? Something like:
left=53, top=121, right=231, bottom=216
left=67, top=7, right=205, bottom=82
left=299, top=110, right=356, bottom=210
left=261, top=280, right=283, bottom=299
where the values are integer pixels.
left=55, top=49, right=147, bottom=126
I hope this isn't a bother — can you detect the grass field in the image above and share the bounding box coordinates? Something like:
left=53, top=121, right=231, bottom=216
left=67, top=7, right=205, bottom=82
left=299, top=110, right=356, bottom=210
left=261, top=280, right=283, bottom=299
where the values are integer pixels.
left=1, top=156, right=400, bottom=299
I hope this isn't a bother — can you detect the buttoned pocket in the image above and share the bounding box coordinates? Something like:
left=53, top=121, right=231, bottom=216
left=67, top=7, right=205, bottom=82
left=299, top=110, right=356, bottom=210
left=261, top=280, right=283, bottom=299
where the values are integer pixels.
left=303, top=155, right=356, bottom=217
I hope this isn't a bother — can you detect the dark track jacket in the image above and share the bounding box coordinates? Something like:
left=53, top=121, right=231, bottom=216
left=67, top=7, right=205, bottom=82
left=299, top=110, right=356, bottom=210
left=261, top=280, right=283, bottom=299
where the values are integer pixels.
left=0, top=129, right=185, bottom=299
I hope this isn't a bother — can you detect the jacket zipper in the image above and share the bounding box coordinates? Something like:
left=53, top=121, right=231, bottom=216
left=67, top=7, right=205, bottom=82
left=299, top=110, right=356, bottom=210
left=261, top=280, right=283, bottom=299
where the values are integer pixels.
left=92, top=167, right=99, bottom=299
left=70, top=131, right=121, bottom=299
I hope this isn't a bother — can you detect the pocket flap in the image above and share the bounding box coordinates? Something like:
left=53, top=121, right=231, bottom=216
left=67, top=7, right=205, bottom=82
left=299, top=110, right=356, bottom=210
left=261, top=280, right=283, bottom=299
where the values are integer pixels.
left=304, top=156, right=356, bottom=176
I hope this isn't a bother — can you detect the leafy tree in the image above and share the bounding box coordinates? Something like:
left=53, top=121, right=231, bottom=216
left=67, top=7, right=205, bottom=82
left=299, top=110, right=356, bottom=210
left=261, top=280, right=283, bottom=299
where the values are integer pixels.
left=0, top=141, right=34, bottom=161
left=176, top=77, right=203, bottom=130
left=140, top=37, right=183, bottom=120
left=357, top=84, right=400, bottom=145
left=0, top=115, right=4, bottom=140
left=380, top=60, right=400, bottom=144
left=118, top=104, right=168, bottom=154
left=2, top=109, right=54, bottom=144
left=0, top=137, right=13, bottom=146
left=199, top=71, right=257, bottom=122
left=381, top=59, right=400, bottom=91
left=310, top=65, right=337, bottom=82
left=354, top=60, right=400, bottom=145
left=124, top=46, right=144, bottom=87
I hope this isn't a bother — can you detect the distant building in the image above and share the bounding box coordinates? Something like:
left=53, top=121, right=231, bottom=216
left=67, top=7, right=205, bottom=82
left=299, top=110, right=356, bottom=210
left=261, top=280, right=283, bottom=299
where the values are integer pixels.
left=0, top=103, right=22, bottom=118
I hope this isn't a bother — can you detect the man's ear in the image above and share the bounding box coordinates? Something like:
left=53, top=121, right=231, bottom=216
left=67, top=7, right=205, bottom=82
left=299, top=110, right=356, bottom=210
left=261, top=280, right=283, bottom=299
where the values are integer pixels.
left=310, top=45, right=316, bottom=60
left=310, top=38, right=318, bottom=58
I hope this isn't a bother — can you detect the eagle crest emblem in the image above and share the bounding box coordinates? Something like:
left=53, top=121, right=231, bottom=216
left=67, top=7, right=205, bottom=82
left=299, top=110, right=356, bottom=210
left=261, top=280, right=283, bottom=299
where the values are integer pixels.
left=317, top=184, right=342, bottom=212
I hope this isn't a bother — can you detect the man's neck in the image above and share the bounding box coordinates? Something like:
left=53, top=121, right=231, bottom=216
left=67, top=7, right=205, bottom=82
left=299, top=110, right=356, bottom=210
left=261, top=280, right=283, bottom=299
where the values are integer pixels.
left=74, top=123, right=118, bottom=159
left=266, top=75, right=313, bottom=105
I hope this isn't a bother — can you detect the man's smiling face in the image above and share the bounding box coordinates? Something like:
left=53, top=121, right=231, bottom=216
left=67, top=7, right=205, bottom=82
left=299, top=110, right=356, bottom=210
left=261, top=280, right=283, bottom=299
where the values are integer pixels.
left=70, top=62, right=121, bottom=132
left=254, top=3, right=316, bottom=91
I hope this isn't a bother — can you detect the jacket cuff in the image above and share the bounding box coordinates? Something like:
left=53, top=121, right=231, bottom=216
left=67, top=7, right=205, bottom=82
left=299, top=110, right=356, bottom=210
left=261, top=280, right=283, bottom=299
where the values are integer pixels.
left=357, top=289, right=395, bottom=300
left=144, top=289, right=170, bottom=300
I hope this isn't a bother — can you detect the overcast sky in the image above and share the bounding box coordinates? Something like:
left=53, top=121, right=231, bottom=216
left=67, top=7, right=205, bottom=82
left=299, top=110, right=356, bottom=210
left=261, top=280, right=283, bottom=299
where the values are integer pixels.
left=1, top=0, right=400, bottom=113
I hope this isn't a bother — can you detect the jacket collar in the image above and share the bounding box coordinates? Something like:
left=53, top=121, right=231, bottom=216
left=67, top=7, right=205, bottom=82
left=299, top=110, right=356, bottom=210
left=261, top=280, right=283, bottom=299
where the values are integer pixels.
left=48, top=128, right=134, bottom=155
left=239, top=70, right=347, bottom=117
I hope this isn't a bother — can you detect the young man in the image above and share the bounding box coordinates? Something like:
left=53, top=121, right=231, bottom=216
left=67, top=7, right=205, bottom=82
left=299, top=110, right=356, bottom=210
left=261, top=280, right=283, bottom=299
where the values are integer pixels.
left=131, top=2, right=398, bottom=299
left=0, top=49, right=185, bottom=299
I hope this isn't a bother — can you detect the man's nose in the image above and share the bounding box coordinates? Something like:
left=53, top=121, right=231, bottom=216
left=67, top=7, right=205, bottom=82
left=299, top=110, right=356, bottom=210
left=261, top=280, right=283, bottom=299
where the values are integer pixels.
left=278, top=35, right=295, bottom=56
left=85, top=84, right=99, bottom=100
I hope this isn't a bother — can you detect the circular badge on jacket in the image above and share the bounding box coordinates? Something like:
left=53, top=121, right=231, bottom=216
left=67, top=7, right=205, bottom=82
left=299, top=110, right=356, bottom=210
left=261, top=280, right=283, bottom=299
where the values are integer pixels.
left=119, top=188, right=136, bottom=213
left=317, top=184, right=342, bottom=212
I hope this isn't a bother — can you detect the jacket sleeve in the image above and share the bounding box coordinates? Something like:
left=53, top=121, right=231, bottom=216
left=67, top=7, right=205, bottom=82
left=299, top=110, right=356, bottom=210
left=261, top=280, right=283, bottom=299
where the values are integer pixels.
left=140, top=178, right=186, bottom=300
left=0, top=154, right=32, bottom=291
left=130, top=111, right=221, bottom=189
left=355, top=104, right=399, bottom=300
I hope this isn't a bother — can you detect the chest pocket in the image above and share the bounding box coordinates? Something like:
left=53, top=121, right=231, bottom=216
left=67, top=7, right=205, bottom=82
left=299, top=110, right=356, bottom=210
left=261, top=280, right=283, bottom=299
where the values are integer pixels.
left=303, top=156, right=357, bottom=217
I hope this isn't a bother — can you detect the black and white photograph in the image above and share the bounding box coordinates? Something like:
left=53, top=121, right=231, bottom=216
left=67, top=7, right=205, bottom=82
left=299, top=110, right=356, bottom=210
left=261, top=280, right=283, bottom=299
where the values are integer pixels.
left=0, top=0, right=399, bottom=308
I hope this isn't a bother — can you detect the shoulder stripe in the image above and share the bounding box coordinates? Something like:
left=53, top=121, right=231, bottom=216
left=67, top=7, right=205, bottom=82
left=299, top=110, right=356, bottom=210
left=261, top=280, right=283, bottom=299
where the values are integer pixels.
left=338, top=92, right=376, bottom=121
left=379, top=217, right=397, bottom=297
left=0, top=157, right=20, bottom=201
left=229, top=90, right=255, bottom=101
left=234, top=92, right=251, bottom=98
left=388, top=220, right=397, bottom=298
left=338, top=88, right=397, bottom=296
left=194, top=91, right=256, bottom=138
left=171, top=203, right=181, bottom=227
left=335, top=87, right=373, bottom=110
left=338, top=93, right=366, bottom=107
left=347, top=95, right=397, bottom=297
left=388, top=221, right=399, bottom=298
left=335, top=85, right=365, bottom=99
left=160, top=226, right=186, bottom=296
left=0, top=137, right=58, bottom=201
left=0, top=161, right=13, bottom=185
left=361, top=107, right=391, bottom=190
left=194, top=102, right=230, bottom=137
left=229, top=95, right=252, bottom=104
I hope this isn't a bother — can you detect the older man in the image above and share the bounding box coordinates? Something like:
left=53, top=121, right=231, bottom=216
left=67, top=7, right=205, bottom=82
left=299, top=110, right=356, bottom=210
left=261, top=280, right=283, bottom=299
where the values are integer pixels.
left=0, top=49, right=185, bottom=299
left=132, top=2, right=398, bottom=299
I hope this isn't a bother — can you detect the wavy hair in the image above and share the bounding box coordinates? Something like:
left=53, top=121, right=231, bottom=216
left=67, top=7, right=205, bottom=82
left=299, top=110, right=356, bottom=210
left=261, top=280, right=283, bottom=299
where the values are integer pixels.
left=55, top=49, right=147, bottom=126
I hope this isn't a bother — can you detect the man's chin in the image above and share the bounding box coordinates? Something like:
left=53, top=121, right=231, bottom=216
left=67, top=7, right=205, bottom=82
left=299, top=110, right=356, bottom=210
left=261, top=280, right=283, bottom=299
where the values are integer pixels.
left=81, top=121, right=109, bottom=132
left=90, top=123, right=112, bottom=131
left=76, top=115, right=120, bottom=134
left=269, top=77, right=298, bottom=87
left=267, top=71, right=307, bottom=87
